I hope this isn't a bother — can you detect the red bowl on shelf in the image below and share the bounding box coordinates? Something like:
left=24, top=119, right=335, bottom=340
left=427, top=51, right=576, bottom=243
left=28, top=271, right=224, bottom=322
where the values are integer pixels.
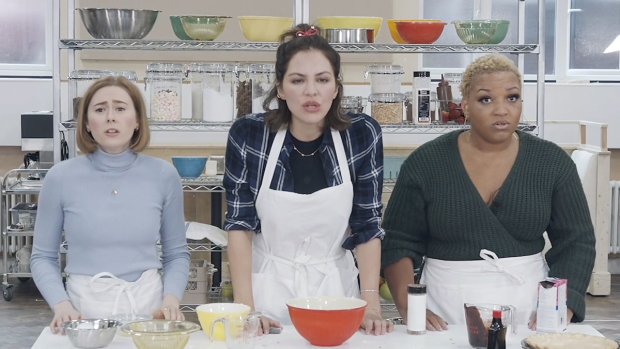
left=287, top=296, right=367, bottom=347
left=394, top=20, right=446, bottom=44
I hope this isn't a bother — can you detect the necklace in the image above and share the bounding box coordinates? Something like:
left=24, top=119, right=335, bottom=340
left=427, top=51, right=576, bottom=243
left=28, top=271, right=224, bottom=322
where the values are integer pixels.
left=293, top=145, right=320, bottom=157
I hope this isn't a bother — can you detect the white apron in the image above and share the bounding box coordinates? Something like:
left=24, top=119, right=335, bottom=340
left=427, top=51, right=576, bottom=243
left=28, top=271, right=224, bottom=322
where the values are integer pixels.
left=421, top=249, right=548, bottom=326
left=252, top=128, right=359, bottom=324
left=66, top=269, right=163, bottom=318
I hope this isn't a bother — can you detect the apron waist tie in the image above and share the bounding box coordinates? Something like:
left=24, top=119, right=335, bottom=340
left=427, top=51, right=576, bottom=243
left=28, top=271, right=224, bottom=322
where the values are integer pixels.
left=255, top=247, right=345, bottom=297
left=90, top=272, right=139, bottom=315
left=479, top=249, right=526, bottom=284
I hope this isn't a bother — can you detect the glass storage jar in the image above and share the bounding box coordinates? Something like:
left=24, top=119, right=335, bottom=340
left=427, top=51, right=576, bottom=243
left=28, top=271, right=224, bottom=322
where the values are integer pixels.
left=201, top=63, right=235, bottom=123
left=404, top=91, right=413, bottom=122
left=188, top=63, right=209, bottom=121
left=235, top=64, right=252, bottom=119
left=365, top=65, right=404, bottom=94
left=368, top=93, right=405, bottom=125
left=146, top=63, right=184, bottom=121
left=340, top=96, right=364, bottom=114
left=69, top=70, right=112, bottom=120
left=249, top=64, right=277, bottom=114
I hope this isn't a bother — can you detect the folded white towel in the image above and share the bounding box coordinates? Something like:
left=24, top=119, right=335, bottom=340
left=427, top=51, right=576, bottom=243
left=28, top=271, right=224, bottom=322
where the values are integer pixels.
left=185, top=221, right=228, bottom=247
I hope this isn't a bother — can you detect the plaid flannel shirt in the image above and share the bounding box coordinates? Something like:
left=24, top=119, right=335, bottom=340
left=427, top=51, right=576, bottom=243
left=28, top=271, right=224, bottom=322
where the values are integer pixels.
left=223, top=113, right=385, bottom=250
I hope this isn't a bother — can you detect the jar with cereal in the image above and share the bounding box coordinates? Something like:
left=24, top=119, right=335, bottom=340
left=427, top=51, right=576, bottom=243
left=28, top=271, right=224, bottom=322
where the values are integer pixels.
left=145, top=63, right=184, bottom=122
left=368, top=93, right=405, bottom=125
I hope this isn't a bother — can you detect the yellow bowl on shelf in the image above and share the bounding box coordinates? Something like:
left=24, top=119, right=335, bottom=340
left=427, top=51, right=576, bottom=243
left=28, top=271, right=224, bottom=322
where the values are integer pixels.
left=388, top=19, right=442, bottom=44
left=196, top=303, right=251, bottom=341
left=238, top=16, right=293, bottom=42
left=317, top=16, right=383, bottom=38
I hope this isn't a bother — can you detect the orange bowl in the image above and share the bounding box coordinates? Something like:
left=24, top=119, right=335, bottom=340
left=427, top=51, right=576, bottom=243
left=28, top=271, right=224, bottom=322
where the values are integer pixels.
left=388, top=19, right=441, bottom=44
left=287, top=296, right=367, bottom=347
left=393, top=20, right=446, bottom=44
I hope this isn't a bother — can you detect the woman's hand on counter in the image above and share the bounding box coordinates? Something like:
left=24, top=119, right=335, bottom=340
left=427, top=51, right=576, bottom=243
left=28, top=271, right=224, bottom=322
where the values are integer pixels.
left=51, top=300, right=81, bottom=334
left=153, top=294, right=184, bottom=321
left=258, top=315, right=282, bottom=336
left=426, top=309, right=448, bottom=331
left=361, top=308, right=395, bottom=335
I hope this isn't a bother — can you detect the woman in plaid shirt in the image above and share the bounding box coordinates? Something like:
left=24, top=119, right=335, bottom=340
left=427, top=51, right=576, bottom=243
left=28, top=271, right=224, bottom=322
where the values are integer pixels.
left=223, top=23, right=392, bottom=336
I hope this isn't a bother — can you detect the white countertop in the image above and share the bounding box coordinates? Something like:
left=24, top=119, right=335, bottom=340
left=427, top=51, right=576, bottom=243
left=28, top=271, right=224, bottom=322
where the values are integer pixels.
left=32, top=324, right=603, bottom=349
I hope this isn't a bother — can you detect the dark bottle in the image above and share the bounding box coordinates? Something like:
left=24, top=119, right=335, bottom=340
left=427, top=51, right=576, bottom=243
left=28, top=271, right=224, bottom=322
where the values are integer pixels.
left=486, top=310, right=507, bottom=349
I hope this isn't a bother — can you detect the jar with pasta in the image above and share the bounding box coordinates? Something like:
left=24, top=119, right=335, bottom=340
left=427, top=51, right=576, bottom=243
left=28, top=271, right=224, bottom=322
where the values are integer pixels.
left=368, top=93, right=405, bottom=125
left=146, top=63, right=184, bottom=122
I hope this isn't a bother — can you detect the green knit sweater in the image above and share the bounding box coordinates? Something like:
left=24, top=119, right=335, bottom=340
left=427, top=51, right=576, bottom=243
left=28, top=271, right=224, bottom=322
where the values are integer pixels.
left=381, top=130, right=596, bottom=322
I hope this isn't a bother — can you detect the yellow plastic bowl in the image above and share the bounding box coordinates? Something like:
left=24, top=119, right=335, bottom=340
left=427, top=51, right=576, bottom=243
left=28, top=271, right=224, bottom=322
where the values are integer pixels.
left=238, top=16, right=293, bottom=42
left=388, top=19, right=441, bottom=44
left=196, top=303, right=250, bottom=341
left=317, top=17, right=383, bottom=38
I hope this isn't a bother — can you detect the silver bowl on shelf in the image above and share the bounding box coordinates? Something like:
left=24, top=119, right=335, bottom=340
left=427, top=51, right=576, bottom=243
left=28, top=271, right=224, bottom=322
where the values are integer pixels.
left=77, top=8, right=160, bottom=39
left=62, top=319, right=120, bottom=348
left=322, top=28, right=375, bottom=43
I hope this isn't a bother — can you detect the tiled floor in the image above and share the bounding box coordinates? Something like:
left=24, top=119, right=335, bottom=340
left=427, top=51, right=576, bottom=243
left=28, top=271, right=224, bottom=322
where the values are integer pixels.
left=1, top=275, right=619, bottom=349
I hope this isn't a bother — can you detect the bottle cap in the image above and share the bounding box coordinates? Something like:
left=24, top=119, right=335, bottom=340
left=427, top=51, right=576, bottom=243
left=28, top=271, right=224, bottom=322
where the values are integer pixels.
left=414, top=71, right=430, bottom=78
left=407, top=284, right=426, bottom=294
left=493, top=310, right=502, bottom=318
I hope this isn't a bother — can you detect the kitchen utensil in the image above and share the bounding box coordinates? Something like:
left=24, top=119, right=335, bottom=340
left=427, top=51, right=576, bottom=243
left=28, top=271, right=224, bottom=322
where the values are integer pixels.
left=76, top=8, right=160, bottom=40
left=178, top=16, right=231, bottom=41
left=393, top=20, right=446, bottom=44
left=169, top=16, right=193, bottom=40
left=62, top=319, right=120, bottom=349
left=209, top=313, right=261, bottom=349
left=287, top=296, right=367, bottom=347
left=238, top=16, right=293, bottom=42
left=171, top=156, right=208, bottom=178
left=453, top=20, right=501, bottom=44
left=388, top=19, right=442, bottom=44
left=322, top=28, right=375, bottom=43
left=196, top=303, right=251, bottom=341
left=317, top=16, right=383, bottom=38
left=464, top=303, right=517, bottom=348
left=121, top=320, right=200, bottom=349
left=487, top=19, right=510, bottom=44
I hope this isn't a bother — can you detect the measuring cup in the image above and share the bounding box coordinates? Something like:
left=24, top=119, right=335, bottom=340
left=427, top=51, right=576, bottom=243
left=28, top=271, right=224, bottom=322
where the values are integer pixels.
left=464, top=303, right=517, bottom=348
left=210, top=313, right=261, bottom=349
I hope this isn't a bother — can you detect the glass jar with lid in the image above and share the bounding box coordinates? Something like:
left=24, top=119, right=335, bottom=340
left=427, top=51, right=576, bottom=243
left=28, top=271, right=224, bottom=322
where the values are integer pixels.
left=200, top=63, right=235, bottom=123
left=249, top=64, right=277, bottom=114
left=145, top=63, right=184, bottom=122
left=364, top=65, right=405, bottom=94
left=69, top=70, right=111, bottom=120
left=340, top=96, right=364, bottom=115
left=187, top=63, right=212, bottom=121
left=368, top=93, right=405, bottom=125
left=235, top=64, right=252, bottom=119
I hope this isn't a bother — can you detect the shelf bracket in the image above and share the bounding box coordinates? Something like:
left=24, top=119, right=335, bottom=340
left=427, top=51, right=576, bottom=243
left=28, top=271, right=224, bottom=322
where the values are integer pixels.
left=292, top=0, right=310, bottom=26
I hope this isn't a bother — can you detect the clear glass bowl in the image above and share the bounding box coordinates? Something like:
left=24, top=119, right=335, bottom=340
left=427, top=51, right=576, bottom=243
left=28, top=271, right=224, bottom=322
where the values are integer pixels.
left=452, top=20, right=501, bottom=44
left=121, top=320, right=200, bottom=349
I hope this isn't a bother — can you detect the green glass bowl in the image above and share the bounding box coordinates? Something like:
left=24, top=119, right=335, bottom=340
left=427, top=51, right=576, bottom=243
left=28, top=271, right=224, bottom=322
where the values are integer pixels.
left=453, top=20, right=500, bottom=44
left=487, top=20, right=510, bottom=44
left=170, top=16, right=192, bottom=40
left=179, top=15, right=231, bottom=41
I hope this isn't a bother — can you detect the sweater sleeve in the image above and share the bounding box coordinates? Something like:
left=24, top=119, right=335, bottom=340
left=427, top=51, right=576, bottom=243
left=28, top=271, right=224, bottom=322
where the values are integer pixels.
left=544, top=158, right=596, bottom=322
left=30, top=165, right=69, bottom=308
left=381, top=165, right=429, bottom=272
left=159, top=165, right=191, bottom=301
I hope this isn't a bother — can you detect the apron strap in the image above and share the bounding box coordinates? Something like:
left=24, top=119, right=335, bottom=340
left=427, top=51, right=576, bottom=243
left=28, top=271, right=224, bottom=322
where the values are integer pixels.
left=331, top=130, right=351, bottom=184
left=90, top=272, right=139, bottom=315
left=260, top=127, right=287, bottom=192
left=479, top=249, right=526, bottom=284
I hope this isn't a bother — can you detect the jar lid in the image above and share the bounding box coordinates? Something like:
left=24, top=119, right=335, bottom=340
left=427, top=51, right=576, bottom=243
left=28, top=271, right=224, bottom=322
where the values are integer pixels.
left=188, top=63, right=235, bottom=73
left=404, top=91, right=413, bottom=101
left=341, top=96, right=363, bottom=107
left=108, top=70, right=138, bottom=81
left=407, top=284, right=426, bottom=294
left=146, top=62, right=185, bottom=74
left=368, top=93, right=405, bottom=103
left=68, top=70, right=114, bottom=80
left=248, top=64, right=275, bottom=74
left=366, top=65, right=404, bottom=75
left=413, top=71, right=430, bottom=78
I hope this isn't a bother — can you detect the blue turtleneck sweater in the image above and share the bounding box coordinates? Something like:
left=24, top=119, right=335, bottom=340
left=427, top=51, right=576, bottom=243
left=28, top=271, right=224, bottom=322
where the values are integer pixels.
left=31, top=149, right=190, bottom=308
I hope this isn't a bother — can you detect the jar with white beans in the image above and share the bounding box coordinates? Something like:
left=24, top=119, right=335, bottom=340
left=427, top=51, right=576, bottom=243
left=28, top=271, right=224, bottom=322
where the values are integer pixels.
left=146, top=63, right=184, bottom=121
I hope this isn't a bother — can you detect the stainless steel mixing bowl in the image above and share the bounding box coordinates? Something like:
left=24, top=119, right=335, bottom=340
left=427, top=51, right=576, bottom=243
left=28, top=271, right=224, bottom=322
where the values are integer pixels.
left=62, top=319, right=120, bottom=348
left=77, top=8, right=160, bottom=39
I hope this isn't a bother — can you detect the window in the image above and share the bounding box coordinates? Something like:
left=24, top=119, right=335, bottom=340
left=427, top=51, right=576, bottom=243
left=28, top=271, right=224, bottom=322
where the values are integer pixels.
left=0, top=0, right=52, bottom=76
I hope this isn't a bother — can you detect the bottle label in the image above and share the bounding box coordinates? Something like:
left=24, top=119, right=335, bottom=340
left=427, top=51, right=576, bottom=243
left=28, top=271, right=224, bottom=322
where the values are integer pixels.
left=417, top=89, right=431, bottom=123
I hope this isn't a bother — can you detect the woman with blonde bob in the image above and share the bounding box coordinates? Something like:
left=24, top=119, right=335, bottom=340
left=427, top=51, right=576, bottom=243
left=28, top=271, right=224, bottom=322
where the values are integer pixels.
left=31, top=76, right=190, bottom=334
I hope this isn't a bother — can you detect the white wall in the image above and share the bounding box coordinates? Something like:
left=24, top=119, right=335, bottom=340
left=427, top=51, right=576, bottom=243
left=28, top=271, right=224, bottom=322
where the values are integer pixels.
left=0, top=78, right=617, bottom=148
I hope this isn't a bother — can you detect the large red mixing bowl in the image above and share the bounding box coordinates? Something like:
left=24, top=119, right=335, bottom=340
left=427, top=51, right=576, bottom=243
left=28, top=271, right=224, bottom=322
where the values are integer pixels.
left=287, top=296, right=367, bottom=347
left=394, top=20, right=446, bottom=44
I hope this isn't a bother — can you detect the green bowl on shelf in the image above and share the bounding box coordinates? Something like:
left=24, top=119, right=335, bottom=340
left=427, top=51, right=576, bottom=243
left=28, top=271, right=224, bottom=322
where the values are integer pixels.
left=487, top=20, right=510, bottom=44
left=452, top=20, right=500, bottom=44
left=170, top=16, right=193, bottom=40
